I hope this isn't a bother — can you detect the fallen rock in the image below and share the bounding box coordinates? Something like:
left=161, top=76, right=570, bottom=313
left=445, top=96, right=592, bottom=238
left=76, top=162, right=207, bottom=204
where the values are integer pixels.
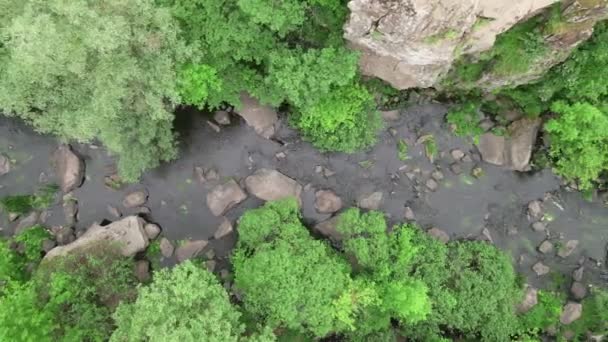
left=55, top=226, right=76, bottom=245
left=558, top=240, right=579, bottom=258
left=15, top=212, right=39, bottom=234
left=144, top=223, right=161, bottom=240
left=235, top=93, right=278, bottom=139
left=206, top=260, right=217, bottom=272
left=449, top=163, right=462, bottom=175
left=159, top=237, right=174, bottom=258
left=431, top=170, right=444, bottom=181
left=213, top=110, right=231, bottom=125
left=570, top=282, right=587, bottom=300
left=175, top=240, right=208, bottom=263
left=478, top=118, right=542, bottom=171
left=533, top=261, right=550, bottom=276
left=0, top=154, right=10, bottom=176
left=450, top=149, right=465, bottom=161
left=531, top=221, right=546, bottom=232
left=206, top=120, right=221, bottom=133
left=134, top=260, right=150, bottom=282
left=245, top=169, right=302, bottom=204
left=427, top=228, right=450, bottom=244
left=123, top=191, right=148, bottom=208
left=214, top=218, right=233, bottom=240
left=357, top=191, right=383, bottom=210
left=42, top=239, right=56, bottom=253
left=207, top=180, right=248, bottom=216
left=538, top=240, right=554, bottom=254
left=380, top=109, right=400, bottom=121
left=404, top=207, right=415, bottom=221
left=63, top=199, right=78, bottom=226
left=518, top=285, right=538, bottom=313
left=479, top=228, right=493, bottom=243
left=314, top=216, right=342, bottom=242
left=478, top=133, right=506, bottom=166
left=8, top=213, right=19, bottom=222
left=528, top=200, right=544, bottom=220
left=560, top=302, right=583, bottom=325
left=45, top=216, right=149, bottom=259
left=53, top=144, right=84, bottom=192
left=107, top=205, right=122, bottom=219
left=573, top=266, right=585, bottom=282
left=314, top=190, right=343, bottom=214
left=425, top=179, right=439, bottom=192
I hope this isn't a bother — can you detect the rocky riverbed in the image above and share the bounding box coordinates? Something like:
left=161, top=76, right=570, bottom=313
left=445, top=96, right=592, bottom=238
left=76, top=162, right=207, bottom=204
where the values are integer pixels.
left=1, top=101, right=607, bottom=294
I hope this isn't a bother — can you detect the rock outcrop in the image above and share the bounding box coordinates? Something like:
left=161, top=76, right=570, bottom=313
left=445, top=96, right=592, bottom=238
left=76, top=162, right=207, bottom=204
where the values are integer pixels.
left=45, top=216, right=149, bottom=259
left=245, top=169, right=302, bottom=204
left=478, top=118, right=541, bottom=171
left=235, top=93, right=278, bottom=139
left=53, top=144, right=84, bottom=193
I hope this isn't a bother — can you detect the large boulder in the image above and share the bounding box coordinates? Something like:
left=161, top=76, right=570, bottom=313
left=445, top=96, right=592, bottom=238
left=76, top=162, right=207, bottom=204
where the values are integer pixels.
left=45, top=216, right=149, bottom=259
left=357, top=191, right=383, bottom=210
left=314, top=190, right=343, bottom=214
left=478, top=118, right=541, bottom=171
left=235, top=93, right=278, bottom=139
left=245, top=169, right=302, bottom=204
left=0, top=154, right=10, bottom=176
left=53, top=144, right=84, bottom=193
left=123, top=190, right=148, bottom=208
left=560, top=302, right=583, bottom=325
left=206, top=180, right=248, bottom=216
left=175, top=240, right=208, bottom=263
left=518, top=285, right=538, bottom=313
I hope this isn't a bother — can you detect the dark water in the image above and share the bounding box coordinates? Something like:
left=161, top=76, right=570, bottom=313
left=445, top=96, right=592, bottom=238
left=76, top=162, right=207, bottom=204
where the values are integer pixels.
left=1, top=103, right=607, bottom=286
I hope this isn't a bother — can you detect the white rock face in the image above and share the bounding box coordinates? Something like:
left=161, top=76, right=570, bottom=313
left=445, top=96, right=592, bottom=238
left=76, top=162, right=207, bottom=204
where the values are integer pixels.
left=344, top=0, right=560, bottom=89
left=45, top=216, right=149, bottom=259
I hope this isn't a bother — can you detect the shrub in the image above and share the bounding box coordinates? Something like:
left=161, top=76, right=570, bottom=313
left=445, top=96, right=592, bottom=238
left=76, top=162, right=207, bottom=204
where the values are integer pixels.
left=233, top=198, right=353, bottom=337
left=517, top=291, right=563, bottom=336
left=14, top=225, right=52, bottom=265
left=0, top=185, right=58, bottom=215
left=566, top=288, right=608, bottom=339
left=544, top=102, right=608, bottom=190
left=446, top=102, right=484, bottom=142
left=112, top=261, right=252, bottom=342
left=0, top=239, right=26, bottom=284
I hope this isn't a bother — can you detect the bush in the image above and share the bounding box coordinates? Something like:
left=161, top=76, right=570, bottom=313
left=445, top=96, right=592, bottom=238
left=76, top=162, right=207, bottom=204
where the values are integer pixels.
left=517, top=291, right=563, bottom=337
left=0, top=185, right=58, bottom=215
left=446, top=102, right=484, bottom=143
left=112, top=261, right=254, bottom=342
left=544, top=102, right=608, bottom=189
left=232, top=199, right=353, bottom=337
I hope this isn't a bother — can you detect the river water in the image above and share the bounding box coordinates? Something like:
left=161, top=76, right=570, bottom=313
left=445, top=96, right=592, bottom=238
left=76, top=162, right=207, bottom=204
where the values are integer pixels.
left=1, top=103, right=607, bottom=288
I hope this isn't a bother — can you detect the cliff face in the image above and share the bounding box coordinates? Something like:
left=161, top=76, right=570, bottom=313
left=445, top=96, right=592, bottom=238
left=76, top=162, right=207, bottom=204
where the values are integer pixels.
left=344, top=0, right=608, bottom=90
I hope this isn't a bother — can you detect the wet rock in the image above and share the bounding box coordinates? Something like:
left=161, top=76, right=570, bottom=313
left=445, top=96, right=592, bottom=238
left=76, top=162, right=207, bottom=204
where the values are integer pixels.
left=450, top=149, right=465, bottom=161
left=357, top=191, right=383, bottom=210
left=570, top=282, right=587, bottom=300
left=207, top=180, right=248, bottom=216
left=531, top=221, right=546, bottom=232
left=194, top=166, right=206, bottom=183
left=63, top=199, right=78, bottom=226
left=573, top=266, right=585, bottom=282
left=431, top=170, right=444, bottom=181
left=123, top=191, right=148, bottom=208
left=15, top=212, right=39, bottom=234
left=107, top=205, right=122, bottom=219
left=194, top=166, right=220, bottom=184
left=479, top=118, right=495, bottom=131
left=159, top=237, right=174, bottom=258
left=45, top=216, right=149, bottom=259
left=144, top=223, right=161, bottom=240
left=55, top=226, right=76, bottom=245
left=479, top=228, right=493, bottom=244
left=53, top=144, right=84, bottom=193
left=175, top=240, right=208, bottom=263
left=381, top=109, right=400, bottom=121
left=558, top=240, right=579, bottom=258
left=214, top=218, right=233, bottom=240
left=314, top=190, right=343, bottom=214
left=206, top=120, right=221, bottom=133
left=404, top=207, right=415, bottom=221
left=134, top=260, right=150, bottom=282
left=427, top=228, right=449, bottom=244
left=528, top=200, right=544, bottom=220
left=538, top=240, right=554, bottom=254
left=314, top=216, right=342, bottom=242
left=135, top=206, right=151, bottom=215
left=518, top=285, right=538, bottom=313
left=42, top=239, right=56, bottom=253
left=213, top=110, right=231, bottom=125
left=0, top=154, right=10, bottom=176
left=425, top=179, right=439, bottom=192
left=479, top=133, right=506, bottom=166
left=275, top=151, right=287, bottom=160
left=506, top=118, right=542, bottom=171
left=206, top=260, right=217, bottom=272
left=532, top=261, right=550, bottom=276
left=205, top=168, right=220, bottom=182
left=234, top=92, right=278, bottom=139
left=245, top=169, right=302, bottom=204
left=560, top=303, right=583, bottom=325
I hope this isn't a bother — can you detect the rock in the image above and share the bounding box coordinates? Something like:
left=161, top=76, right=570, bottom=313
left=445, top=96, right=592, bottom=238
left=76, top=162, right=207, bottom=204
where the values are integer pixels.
left=207, top=180, right=248, bottom=216
left=42, top=239, right=56, bottom=253
left=175, top=240, right=208, bottom=263
left=479, top=228, right=493, bottom=243
left=214, top=110, right=231, bottom=125
left=560, top=302, right=583, bottom=325
left=479, top=118, right=495, bottom=132
left=15, top=212, right=39, bottom=234
left=532, top=261, right=550, bottom=276
left=558, top=240, right=579, bottom=258
left=245, top=169, right=302, bottom=204
left=314, top=190, right=343, bottom=214
left=55, top=226, right=76, bottom=245
left=528, top=200, right=544, bottom=220
left=531, top=221, right=546, bottom=232
left=234, top=93, right=278, bottom=139
left=135, top=206, right=151, bottom=215
left=45, top=216, right=149, bottom=259
left=538, top=240, right=554, bottom=254
left=214, top=218, right=233, bottom=240
left=471, top=166, right=484, bottom=178
left=570, top=282, right=587, bottom=300
left=206, top=120, right=221, bottom=133
left=404, top=207, right=415, bottom=221
left=314, top=216, right=342, bottom=242
left=449, top=163, right=462, bottom=175
left=381, top=109, right=400, bottom=121
left=425, top=179, right=439, bottom=192
left=451, top=149, right=465, bottom=161
left=205, top=249, right=216, bottom=260
left=144, top=223, right=161, bottom=240
left=275, top=152, right=287, bottom=160
left=0, top=154, right=10, bottom=176
left=357, top=191, right=383, bottom=210
left=431, top=170, right=444, bottom=181
left=478, top=133, right=506, bottom=166
left=518, top=285, right=538, bottom=313
left=107, top=205, right=122, bottom=219
left=8, top=213, right=19, bottom=222
left=63, top=199, right=78, bottom=226
left=134, top=260, right=150, bottom=282
left=427, top=228, right=449, bottom=244
left=206, top=260, right=217, bottom=272
left=53, top=144, right=84, bottom=192
left=573, top=266, right=585, bottom=282
left=159, top=237, right=174, bottom=258
left=506, top=118, right=542, bottom=171
left=194, top=166, right=206, bottom=183
left=123, top=191, right=148, bottom=208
